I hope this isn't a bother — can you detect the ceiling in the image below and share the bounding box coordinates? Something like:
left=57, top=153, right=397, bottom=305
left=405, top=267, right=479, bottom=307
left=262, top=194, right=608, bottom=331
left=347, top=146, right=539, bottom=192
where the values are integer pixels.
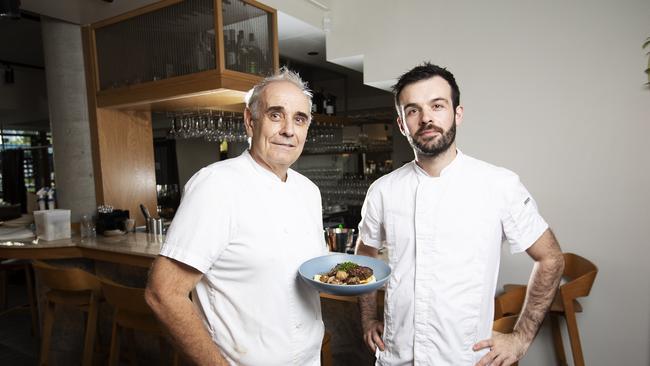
left=0, top=0, right=390, bottom=130
left=20, top=0, right=160, bottom=25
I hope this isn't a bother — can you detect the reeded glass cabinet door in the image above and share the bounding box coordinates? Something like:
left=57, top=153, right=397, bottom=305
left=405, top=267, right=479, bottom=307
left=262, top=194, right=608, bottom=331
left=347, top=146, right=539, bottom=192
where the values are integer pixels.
left=95, top=0, right=216, bottom=90
left=221, top=0, right=273, bottom=76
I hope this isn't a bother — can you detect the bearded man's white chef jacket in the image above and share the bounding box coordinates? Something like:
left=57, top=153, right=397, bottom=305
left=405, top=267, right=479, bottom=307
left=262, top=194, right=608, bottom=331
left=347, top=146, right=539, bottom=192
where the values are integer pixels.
left=359, top=150, right=548, bottom=366
left=161, top=150, right=328, bottom=366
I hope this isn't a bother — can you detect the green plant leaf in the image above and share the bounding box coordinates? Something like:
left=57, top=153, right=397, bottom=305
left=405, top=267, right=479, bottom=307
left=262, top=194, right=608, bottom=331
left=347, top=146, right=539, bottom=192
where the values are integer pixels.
left=644, top=37, right=650, bottom=49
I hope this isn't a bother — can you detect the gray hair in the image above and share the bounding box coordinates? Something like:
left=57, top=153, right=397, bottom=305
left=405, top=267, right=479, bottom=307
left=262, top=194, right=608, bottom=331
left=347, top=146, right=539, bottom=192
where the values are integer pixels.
left=245, top=66, right=313, bottom=120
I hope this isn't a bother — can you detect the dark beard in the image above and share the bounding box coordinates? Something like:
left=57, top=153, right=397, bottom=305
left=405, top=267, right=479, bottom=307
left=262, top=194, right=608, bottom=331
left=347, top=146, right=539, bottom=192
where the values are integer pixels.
left=408, top=118, right=457, bottom=157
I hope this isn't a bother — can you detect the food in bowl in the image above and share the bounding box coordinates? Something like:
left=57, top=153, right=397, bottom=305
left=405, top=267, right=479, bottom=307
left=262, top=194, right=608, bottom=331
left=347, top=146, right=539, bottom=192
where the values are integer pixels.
left=313, top=261, right=375, bottom=285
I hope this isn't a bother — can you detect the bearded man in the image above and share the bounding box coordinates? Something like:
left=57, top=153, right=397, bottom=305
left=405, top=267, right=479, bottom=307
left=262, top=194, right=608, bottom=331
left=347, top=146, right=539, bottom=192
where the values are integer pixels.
left=355, top=62, right=565, bottom=366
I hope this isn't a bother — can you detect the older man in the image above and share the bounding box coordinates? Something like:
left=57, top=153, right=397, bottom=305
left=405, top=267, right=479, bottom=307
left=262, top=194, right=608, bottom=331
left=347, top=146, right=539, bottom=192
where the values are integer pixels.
left=145, top=68, right=328, bottom=366
left=356, top=63, right=565, bottom=366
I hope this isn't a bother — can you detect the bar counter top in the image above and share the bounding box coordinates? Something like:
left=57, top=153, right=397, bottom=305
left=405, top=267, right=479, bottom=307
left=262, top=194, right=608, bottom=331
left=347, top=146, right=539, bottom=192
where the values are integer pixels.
left=0, top=232, right=161, bottom=268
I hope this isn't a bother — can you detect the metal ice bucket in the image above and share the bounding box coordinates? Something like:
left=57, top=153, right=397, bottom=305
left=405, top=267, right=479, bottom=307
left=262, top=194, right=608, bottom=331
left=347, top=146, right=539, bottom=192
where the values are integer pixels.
left=324, top=227, right=356, bottom=253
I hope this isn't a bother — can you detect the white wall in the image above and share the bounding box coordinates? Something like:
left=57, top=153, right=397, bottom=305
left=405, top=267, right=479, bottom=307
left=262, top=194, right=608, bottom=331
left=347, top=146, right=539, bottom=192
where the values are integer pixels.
left=321, top=0, right=650, bottom=365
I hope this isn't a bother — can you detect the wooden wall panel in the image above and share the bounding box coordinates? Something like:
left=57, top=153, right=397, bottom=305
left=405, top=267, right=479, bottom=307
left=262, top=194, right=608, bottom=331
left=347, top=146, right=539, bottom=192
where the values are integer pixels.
left=96, top=108, right=157, bottom=226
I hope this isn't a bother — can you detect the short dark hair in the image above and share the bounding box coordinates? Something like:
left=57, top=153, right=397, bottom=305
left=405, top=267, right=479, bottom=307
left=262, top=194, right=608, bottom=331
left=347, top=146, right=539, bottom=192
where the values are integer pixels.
left=392, top=62, right=461, bottom=114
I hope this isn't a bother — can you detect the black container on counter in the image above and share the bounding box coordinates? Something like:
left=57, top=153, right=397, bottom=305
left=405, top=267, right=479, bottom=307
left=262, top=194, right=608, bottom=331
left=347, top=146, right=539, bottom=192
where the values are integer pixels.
left=96, top=210, right=130, bottom=234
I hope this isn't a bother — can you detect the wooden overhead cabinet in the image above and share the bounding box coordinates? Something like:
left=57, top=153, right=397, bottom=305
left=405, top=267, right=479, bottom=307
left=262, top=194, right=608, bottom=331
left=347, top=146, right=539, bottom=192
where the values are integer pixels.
left=82, top=0, right=278, bottom=224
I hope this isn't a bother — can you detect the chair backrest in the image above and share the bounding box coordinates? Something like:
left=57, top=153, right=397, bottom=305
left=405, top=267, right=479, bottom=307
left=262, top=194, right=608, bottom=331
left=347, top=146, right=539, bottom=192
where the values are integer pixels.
left=560, top=253, right=597, bottom=299
left=494, top=285, right=527, bottom=320
left=99, top=277, right=152, bottom=315
left=493, top=314, right=519, bottom=333
left=31, top=260, right=101, bottom=292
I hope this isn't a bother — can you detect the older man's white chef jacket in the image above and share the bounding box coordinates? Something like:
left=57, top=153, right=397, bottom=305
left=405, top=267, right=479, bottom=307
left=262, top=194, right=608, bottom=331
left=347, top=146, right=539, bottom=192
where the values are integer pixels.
left=161, top=150, right=328, bottom=366
left=359, top=150, right=548, bottom=365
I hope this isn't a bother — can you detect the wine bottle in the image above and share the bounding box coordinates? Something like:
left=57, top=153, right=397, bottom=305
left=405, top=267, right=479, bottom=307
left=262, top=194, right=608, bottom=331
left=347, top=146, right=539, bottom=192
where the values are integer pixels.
left=325, top=94, right=336, bottom=116
left=226, top=29, right=237, bottom=69
left=245, top=32, right=261, bottom=74
left=321, top=89, right=328, bottom=114
left=236, top=30, right=246, bottom=72
left=312, top=89, right=324, bottom=114
left=328, top=94, right=337, bottom=115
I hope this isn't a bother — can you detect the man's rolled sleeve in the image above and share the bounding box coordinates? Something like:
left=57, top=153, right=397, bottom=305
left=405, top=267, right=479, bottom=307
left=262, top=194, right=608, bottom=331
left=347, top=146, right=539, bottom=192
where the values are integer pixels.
left=501, top=173, right=549, bottom=254
left=358, top=185, right=384, bottom=249
left=160, top=168, right=232, bottom=272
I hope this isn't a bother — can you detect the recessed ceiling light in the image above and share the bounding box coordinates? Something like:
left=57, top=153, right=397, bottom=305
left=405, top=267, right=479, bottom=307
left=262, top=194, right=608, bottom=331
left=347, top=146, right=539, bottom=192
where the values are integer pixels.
left=307, top=51, right=319, bottom=56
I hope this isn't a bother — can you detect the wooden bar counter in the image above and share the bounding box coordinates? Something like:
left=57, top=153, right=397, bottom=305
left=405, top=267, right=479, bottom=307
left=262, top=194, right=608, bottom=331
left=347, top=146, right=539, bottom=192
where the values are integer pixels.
left=0, top=232, right=160, bottom=268
left=0, top=233, right=374, bottom=302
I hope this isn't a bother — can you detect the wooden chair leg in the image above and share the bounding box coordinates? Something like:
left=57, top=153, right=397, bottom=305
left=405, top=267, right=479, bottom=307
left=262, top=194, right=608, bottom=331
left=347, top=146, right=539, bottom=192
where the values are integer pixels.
left=563, top=304, right=585, bottom=366
left=94, top=319, right=104, bottom=357
left=550, top=313, right=568, bottom=366
left=24, top=264, right=40, bottom=336
left=125, top=328, right=138, bottom=366
left=39, top=300, right=56, bottom=366
left=108, top=320, right=120, bottom=366
left=159, top=336, right=178, bottom=366
left=82, top=294, right=99, bottom=366
left=172, top=349, right=180, bottom=366
left=0, top=270, right=6, bottom=310
left=321, top=332, right=332, bottom=366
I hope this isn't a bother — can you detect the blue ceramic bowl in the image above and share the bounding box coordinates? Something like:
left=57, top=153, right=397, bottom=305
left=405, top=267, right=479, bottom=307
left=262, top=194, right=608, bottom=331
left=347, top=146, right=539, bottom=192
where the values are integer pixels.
left=298, top=253, right=391, bottom=296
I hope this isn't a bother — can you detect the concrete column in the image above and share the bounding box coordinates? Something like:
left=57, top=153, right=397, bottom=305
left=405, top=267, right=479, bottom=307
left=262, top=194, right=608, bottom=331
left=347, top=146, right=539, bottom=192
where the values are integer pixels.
left=40, top=17, right=96, bottom=222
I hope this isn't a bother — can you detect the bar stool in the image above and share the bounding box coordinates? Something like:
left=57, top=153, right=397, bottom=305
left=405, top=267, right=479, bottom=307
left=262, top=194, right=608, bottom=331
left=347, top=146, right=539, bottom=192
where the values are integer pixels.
left=0, top=258, right=39, bottom=336
left=99, top=277, right=178, bottom=366
left=31, top=260, right=102, bottom=366
left=321, top=331, right=333, bottom=366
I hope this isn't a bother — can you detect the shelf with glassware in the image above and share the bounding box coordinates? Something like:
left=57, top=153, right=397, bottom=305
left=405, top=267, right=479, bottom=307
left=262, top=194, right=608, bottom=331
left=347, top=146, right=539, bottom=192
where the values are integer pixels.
left=302, top=117, right=393, bottom=156
left=297, top=120, right=394, bottom=225
left=163, top=109, right=248, bottom=143
left=87, top=0, right=279, bottom=110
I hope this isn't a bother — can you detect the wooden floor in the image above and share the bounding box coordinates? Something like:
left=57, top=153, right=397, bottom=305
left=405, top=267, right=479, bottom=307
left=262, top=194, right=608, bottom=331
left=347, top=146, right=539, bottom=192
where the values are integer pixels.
left=0, top=282, right=39, bottom=366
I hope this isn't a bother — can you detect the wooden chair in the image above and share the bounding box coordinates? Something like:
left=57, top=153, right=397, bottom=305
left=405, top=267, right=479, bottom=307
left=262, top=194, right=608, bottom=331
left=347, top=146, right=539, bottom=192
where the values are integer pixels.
left=32, top=260, right=102, bottom=366
left=504, top=252, right=597, bottom=366
left=493, top=314, right=519, bottom=334
left=0, top=258, right=39, bottom=336
left=321, top=331, right=333, bottom=366
left=99, top=277, right=178, bottom=366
